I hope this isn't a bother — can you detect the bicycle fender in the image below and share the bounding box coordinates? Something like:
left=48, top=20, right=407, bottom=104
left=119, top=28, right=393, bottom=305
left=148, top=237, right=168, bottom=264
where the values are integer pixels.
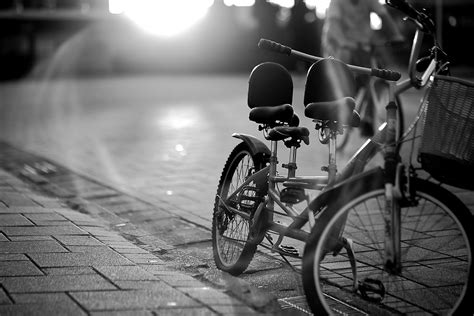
left=232, top=133, right=271, bottom=158
left=309, top=167, right=385, bottom=212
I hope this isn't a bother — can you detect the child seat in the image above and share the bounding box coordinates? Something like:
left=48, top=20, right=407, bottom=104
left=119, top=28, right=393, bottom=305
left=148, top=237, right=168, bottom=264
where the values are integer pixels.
left=248, top=62, right=309, bottom=144
left=304, top=58, right=360, bottom=127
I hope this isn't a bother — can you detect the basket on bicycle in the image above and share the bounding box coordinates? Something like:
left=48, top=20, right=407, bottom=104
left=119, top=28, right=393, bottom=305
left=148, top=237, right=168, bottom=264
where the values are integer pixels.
left=418, top=75, right=474, bottom=190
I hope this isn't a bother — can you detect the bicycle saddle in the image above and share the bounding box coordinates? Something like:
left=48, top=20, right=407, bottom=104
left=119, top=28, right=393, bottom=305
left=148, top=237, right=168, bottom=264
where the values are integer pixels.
left=267, top=126, right=310, bottom=145
left=249, top=104, right=294, bottom=125
left=248, top=62, right=295, bottom=126
left=304, top=58, right=359, bottom=126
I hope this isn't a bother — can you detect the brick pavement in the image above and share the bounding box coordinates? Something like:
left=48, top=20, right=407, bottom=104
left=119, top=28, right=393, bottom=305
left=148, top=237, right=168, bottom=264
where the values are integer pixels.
left=0, top=169, right=264, bottom=316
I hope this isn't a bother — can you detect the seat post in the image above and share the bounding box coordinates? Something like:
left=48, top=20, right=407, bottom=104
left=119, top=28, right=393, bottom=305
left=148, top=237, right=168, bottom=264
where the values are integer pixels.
left=327, top=132, right=338, bottom=185
left=269, top=140, right=279, bottom=186
left=286, top=145, right=298, bottom=178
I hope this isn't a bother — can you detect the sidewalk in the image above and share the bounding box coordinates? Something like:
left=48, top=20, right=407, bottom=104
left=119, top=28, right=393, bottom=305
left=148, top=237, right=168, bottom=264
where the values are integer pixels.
left=0, top=169, right=262, bottom=316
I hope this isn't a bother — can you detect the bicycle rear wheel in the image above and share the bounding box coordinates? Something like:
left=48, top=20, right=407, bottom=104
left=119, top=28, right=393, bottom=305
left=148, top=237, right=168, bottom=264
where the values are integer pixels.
left=303, top=177, right=473, bottom=315
left=212, top=142, right=268, bottom=276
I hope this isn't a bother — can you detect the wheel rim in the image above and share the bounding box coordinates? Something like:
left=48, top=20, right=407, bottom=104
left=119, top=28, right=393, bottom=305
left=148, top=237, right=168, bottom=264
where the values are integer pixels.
left=313, top=189, right=471, bottom=315
left=215, top=151, right=256, bottom=268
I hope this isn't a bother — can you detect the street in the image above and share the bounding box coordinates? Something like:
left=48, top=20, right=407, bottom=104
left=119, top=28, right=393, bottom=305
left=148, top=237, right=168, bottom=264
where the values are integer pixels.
left=0, top=72, right=472, bottom=314
left=0, top=73, right=353, bottom=227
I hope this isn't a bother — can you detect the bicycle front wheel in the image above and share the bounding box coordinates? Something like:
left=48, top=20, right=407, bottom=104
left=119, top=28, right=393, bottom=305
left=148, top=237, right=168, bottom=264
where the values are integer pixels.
left=212, top=142, right=268, bottom=276
left=303, top=178, right=473, bottom=315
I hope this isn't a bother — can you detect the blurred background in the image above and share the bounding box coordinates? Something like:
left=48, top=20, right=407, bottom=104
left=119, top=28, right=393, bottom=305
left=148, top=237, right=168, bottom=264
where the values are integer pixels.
left=0, top=0, right=473, bottom=80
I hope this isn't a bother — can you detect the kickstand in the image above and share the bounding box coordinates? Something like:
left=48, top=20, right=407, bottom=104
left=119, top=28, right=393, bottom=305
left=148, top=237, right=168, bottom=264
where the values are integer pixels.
left=265, top=234, right=298, bottom=273
left=342, top=237, right=358, bottom=292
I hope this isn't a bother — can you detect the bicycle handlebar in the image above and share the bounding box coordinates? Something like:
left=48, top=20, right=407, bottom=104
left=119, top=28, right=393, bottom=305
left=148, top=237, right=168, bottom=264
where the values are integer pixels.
left=258, top=39, right=401, bottom=81
left=386, top=0, right=435, bottom=34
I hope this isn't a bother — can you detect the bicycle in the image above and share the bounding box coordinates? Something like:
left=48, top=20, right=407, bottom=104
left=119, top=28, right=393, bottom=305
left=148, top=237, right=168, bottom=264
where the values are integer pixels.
left=211, top=0, right=473, bottom=314
left=336, top=40, right=405, bottom=152
left=301, top=0, right=474, bottom=315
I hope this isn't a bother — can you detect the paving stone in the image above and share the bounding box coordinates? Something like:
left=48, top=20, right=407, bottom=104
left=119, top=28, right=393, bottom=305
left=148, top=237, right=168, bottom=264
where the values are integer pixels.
left=0, top=207, right=54, bottom=214
left=0, top=261, right=43, bottom=277
left=96, top=236, right=129, bottom=242
left=79, top=188, right=120, bottom=200
left=102, top=242, right=141, bottom=249
left=0, top=215, right=33, bottom=226
left=158, top=274, right=206, bottom=288
left=0, top=226, right=87, bottom=236
left=33, top=200, right=65, bottom=208
left=159, top=275, right=203, bottom=287
left=53, top=235, right=104, bottom=246
left=43, top=267, right=97, bottom=275
left=114, top=225, right=150, bottom=238
left=0, top=287, right=11, bottom=304
left=23, top=213, right=66, bottom=222
left=211, top=305, right=259, bottom=315
left=71, top=289, right=201, bottom=311
left=80, top=227, right=117, bottom=237
left=0, top=254, right=29, bottom=261
left=120, top=253, right=163, bottom=264
left=0, top=302, right=87, bottom=316
left=53, top=210, right=96, bottom=222
left=90, top=311, right=153, bottom=316
left=29, top=249, right=134, bottom=267
left=11, top=292, right=72, bottom=303
left=138, top=264, right=174, bottom=275
left=119, top=209, right=173, bottom=222
left=67, top=246, right=121, bottom=253
left=140, top=218, right=211, bottom=246
left=94, top=266, right=159, bottom=281
left=1, top=274, right=116, bottom=293
left=113, top=280, right=164, bottom=291
left=112, top=247, right=150, bottom=254
left=31, top=221, right=77, bottom=227
left=151, top=308, right=218, bottom=316
left=0, top=241, right=68, bottom=253
left=180, top=287, right=236, bottom=301
left=0, top=193, right=38, bottom=207
left=8, top=236, right=53, bottom=241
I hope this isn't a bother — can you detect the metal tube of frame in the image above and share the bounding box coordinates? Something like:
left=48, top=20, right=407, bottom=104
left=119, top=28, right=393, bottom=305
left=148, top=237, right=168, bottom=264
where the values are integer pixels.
left=267, top=141, right=278, bottom=210
left=287, top=146, right=297, bottom=178
left=384, top=82, right=402, bottom=273
left=327, top=134, right=337, bottom=185
left=267, top=222, right=309, bottom=242
left=408, top=29, right=424, bottom=87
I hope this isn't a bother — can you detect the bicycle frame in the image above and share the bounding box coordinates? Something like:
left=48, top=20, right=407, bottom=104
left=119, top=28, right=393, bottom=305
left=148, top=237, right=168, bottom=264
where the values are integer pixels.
left=340, top=27, right=431, bottom=178
left=220, top=14, right=438, bottom=259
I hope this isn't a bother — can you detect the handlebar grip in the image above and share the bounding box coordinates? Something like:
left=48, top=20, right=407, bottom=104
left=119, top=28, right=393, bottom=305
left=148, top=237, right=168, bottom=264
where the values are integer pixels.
left=258, top=39, right=291, bottom=56
left=371, top=68, right=401, bottom=81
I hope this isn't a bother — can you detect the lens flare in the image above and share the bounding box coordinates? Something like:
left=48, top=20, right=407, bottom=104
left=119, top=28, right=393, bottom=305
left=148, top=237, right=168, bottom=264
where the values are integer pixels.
left=114, top=0, right=212, bottom=37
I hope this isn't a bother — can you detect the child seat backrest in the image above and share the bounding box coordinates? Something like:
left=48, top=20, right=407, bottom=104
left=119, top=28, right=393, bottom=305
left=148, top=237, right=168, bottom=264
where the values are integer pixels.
left=248, top=62, right=293, bottom=108
left=304, top=58, right=356, bottom=106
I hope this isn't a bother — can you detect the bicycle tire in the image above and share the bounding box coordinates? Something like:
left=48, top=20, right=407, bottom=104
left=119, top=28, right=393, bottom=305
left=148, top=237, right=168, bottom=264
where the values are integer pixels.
left=212, top=142, right=268, bottom=276
left=303, top=177, right=473, bottom=315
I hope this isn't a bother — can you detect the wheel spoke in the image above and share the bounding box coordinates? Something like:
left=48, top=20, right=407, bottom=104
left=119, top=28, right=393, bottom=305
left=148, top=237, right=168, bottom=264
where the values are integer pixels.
left=304, top=180, right=472, bottom=315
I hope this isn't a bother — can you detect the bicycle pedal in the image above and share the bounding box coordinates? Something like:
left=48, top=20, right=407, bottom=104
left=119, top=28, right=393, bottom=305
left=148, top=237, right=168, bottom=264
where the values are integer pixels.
left=358, top=278, right=385, bottom=302
left=275, top=245, right=300, bottom=257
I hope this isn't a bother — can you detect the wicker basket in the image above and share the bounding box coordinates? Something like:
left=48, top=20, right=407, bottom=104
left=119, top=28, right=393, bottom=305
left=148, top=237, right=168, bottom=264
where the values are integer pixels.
left=418, top=75, right=474, bottom=190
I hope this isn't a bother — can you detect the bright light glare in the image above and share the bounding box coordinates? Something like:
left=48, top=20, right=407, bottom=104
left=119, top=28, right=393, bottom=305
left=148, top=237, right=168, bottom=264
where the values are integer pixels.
left=224, top=0, right=254, bottom=5
left=306, top=0, right=330, bottom=18
left=370, top=12, right=382, bottom=30
left=110, top=0, right=212, bottom=37
left=269, top=0, right=293, bottom=8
